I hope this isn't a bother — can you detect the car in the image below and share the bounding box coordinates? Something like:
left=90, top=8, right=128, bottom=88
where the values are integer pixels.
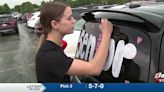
left=0, top=14, right=19, bottom=36
left=27, top=12, right=40, bottom=28
left=34, top=20, right=43, bottom=39
left=21, top=13, right=33, bottom=23
left=12, top=12, right=21, bottom=21
left=74, top=4, right=164, bottom=83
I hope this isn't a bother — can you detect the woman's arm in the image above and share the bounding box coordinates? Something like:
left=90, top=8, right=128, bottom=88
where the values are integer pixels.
left=67, top=19, right=113, bottom=76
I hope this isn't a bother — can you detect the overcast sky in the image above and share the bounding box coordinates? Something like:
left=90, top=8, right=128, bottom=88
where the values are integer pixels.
left=0, top=0, right=50, bottom=8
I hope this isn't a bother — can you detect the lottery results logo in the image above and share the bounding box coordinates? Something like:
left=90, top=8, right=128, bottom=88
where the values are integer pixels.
left=155, top=72, right=164, bottom=83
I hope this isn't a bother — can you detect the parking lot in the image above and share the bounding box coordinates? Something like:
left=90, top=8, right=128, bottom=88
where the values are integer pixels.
left=0, top=23, right=37, bottom=82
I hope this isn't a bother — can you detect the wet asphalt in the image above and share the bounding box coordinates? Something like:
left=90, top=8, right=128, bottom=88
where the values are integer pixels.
left=0, top=23, right=38, bottom=82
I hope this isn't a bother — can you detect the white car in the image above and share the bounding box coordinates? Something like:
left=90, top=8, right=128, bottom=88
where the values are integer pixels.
left=27, top=12, right=40, bottom=28
left=63, top=19, right=85, bottom=58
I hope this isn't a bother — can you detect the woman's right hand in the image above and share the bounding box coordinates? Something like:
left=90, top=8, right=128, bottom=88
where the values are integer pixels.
left=100, top=18, right=113, bottom=35
left=67, top=19, right=113, bottom=76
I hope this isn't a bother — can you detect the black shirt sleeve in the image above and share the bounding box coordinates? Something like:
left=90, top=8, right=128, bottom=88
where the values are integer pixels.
left=45, top=50, right=73, bottom=78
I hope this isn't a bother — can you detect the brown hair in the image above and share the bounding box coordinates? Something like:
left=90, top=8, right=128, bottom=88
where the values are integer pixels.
left=37, top=2, right=67, bottom=50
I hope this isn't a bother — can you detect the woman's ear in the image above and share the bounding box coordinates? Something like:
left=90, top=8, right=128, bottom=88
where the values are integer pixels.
left=51, top=20, right=58, bottom=30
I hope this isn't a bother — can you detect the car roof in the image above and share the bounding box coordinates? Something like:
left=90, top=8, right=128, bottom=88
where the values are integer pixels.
left=82, top=7, right=164, bottom=29
left=133, top=4, right=164, bottom=17
left=0, top=14, right=12, bottom=18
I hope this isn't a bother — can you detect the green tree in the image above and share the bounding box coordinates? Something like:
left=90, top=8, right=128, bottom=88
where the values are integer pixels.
left=33, top=4, right=39, bottom=9
left=3, top=4, right=11, bottom=13
left=107, top=0, right=129, bottom=4
left=40, top=1, right=46, bottom=10
left=13, top=2, right=40, bottom=13
left=53, top=0, right=66, bottom=2
left=0, top=4, right=11, bottom=14
left=14, top=5, right=21, bottom=13
left=0, top=6, right=5, bottom=14
left=20, top=2, right=34, bottom=13
left=67, top=0, right=90, bottom=7
left=92, top=0, right=101, bottom=4
left=33, top=4, right=40, bottom=11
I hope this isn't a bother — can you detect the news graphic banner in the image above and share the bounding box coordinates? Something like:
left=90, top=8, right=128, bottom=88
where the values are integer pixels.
left=0, top=83, right=164, bottom=92
left=0, top=83, right=45, bottom=92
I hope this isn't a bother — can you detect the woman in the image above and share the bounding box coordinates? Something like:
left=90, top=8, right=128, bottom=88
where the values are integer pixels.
left=35, top=2, right=113, bottom=83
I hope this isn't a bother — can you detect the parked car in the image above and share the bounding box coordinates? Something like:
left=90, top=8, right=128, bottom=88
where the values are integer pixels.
left=34, top=20, right=42, bottom=39
left=27, top=12, right=40, bottom=28
left=11, top=12, right=21, bottom=21
left=21, top=13, right=33, bottom=23
left=74, top=4, right=164, bottom=83
left=0, top=14, right=19, bottom=36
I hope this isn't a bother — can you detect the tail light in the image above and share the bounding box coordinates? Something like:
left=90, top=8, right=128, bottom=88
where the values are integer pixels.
left=37, top=27, right=42, bottom=31
left=9, top=21, right=15, bottom=24
left=8, top=20, right=16, bottom=25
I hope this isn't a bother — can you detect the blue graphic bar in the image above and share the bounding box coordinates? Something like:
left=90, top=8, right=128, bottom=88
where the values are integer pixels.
left=43, top=83, right=164, bottom=92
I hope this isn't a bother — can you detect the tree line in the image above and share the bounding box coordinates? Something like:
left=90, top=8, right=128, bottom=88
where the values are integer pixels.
left=0, top=0, right=129, bottom=14
left=0, top=1, right=45, bottom=14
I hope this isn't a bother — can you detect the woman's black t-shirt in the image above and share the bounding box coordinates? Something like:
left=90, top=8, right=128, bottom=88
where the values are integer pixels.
left=35, top=40, right=73, bottom=83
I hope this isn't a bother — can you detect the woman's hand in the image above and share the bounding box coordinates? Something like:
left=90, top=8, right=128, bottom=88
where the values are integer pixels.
left=67, top=19, right=113, bottom=76
left=100, top=18, right=113, bottom=35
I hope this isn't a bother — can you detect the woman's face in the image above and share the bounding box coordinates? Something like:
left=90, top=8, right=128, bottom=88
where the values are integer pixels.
left=56, top=6, right=76, bottom=34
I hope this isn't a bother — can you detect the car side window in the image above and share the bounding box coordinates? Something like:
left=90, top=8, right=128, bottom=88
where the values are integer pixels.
left=117, top=24, right=151, bottom=82
left=74, top=19, right=86, bottom=31
left=159, top=32, right=164, bottom=73
left=75, top=21, right=151, bottom=82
